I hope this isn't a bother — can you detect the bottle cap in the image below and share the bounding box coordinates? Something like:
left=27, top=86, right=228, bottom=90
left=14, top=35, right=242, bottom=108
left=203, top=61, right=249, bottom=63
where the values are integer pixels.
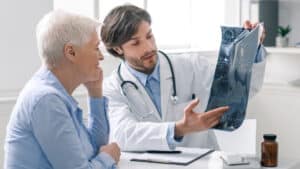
left=263, top=134, right=277, bottom=141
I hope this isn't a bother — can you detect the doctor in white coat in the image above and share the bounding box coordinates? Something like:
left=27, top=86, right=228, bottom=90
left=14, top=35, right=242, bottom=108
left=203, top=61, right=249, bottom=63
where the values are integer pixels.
left=101, top=5, right=266, bottom=151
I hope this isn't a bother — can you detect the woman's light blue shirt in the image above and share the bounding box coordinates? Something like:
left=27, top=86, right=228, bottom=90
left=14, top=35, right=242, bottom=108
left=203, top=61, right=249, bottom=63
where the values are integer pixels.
left=4, top=67, right=116, bottom=169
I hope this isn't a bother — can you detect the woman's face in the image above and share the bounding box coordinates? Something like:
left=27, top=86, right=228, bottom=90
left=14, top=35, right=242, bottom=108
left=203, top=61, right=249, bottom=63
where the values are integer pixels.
left=73, top=31, right=103, bottom=83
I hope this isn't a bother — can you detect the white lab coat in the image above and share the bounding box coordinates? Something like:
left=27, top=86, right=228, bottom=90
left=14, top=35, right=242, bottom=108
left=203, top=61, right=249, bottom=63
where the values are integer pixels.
left=103, top=50, right=266, bottom=151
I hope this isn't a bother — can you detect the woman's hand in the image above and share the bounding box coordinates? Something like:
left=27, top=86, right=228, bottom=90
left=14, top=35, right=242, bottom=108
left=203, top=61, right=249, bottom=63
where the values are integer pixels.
left=84, top=67, right=103, bottom=98
left=100, top=143, right=121, bottom=163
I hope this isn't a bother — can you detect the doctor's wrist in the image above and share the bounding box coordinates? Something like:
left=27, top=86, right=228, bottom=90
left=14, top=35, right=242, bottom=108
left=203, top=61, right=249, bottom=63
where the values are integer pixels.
left=175, top=121, right=188, bottom=137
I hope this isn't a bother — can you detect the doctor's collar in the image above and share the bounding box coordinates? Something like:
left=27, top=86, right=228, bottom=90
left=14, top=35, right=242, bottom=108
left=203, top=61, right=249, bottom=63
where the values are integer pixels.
left=124, top=60, right=160, bottom=86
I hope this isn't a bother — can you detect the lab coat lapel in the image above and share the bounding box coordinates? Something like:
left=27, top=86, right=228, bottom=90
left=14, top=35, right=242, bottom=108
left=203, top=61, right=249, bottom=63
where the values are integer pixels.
left=159, top=52, right=173, bottom=121
left=120, top=62, right=162, bottom=121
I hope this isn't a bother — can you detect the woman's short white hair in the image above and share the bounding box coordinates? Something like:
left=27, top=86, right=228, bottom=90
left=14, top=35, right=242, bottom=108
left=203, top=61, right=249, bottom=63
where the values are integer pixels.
left=36, top=10, right=101, bottom=68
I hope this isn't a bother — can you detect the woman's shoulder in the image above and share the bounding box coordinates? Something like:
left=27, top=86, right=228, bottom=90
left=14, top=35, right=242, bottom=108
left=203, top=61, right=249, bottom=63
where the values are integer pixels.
left=16, top=77, right=63, bottom=111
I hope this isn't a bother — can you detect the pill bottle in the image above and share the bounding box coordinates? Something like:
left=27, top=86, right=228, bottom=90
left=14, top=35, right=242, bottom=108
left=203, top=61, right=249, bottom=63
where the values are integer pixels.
left=261, top=134, right=278, bottom=167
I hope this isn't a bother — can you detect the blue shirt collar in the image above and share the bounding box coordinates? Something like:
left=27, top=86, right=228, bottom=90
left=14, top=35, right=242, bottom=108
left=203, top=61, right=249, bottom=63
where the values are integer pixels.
left=125, top=60, right=160, bottom=86
left=36, top=66, right=79, bottom=112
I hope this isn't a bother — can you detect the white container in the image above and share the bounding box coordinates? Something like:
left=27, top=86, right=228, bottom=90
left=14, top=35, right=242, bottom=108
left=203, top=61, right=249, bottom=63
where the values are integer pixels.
left=275, top=36, right=289, bottom=47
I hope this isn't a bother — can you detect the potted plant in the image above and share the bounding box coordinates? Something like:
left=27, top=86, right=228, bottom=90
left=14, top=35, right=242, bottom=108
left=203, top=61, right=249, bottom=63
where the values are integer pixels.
left=276, top=25, right=291, bottom=47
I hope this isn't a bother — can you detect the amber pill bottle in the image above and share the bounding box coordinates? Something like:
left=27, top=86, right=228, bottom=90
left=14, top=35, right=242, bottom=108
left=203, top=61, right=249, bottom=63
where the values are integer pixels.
left=261, top=134, right=278, bottom=167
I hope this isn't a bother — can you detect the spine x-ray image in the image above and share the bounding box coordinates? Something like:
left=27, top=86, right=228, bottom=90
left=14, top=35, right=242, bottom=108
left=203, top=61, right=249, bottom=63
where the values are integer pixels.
left=206, top=25, right=261, bottom=131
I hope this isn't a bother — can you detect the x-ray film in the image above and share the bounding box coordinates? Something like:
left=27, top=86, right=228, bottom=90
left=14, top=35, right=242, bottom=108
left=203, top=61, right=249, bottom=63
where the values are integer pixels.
left=206, top=25, right=262, bottom=131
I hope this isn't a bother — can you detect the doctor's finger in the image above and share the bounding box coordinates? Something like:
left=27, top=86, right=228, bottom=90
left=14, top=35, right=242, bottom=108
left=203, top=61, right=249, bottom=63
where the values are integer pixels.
left=205, top=106, right=229, bottom=118
left=205, top=107, right=227, bottom=119
left=252, top=22, right=259, bottom=29
left=208, top=119, right=220, bottom=129
left=184, top=98, right=200, bottom=113
left=260, top=29, right=266, bottom=44
left=206, top=106, right=229, bottom=116
left=204, top=113, right=222, bottom=126
left=243, top=20, right=251, bottom=29
left=206, top=112, right=222, bottom=125
left=198, top=115, right=220, bottom=129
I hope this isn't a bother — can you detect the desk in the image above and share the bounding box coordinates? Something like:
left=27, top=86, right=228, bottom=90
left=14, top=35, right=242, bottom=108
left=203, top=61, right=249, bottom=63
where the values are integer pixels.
left=118, top=151, right=300, bottom=169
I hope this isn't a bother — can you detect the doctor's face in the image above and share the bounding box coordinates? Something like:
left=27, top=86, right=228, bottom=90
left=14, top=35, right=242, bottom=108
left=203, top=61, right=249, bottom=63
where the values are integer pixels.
left=116, top=21, right=158, bottom=74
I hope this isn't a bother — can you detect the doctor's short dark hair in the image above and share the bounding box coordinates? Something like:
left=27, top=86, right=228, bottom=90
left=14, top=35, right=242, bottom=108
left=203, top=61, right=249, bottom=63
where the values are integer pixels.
left=100, top=4, right=151, bottom=58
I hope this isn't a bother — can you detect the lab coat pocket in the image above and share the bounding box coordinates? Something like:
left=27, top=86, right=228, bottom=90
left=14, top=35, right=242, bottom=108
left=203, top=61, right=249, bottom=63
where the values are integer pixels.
left=121, top=83, right=158, bottom=121
left=127, top=98, right=157, bottom=121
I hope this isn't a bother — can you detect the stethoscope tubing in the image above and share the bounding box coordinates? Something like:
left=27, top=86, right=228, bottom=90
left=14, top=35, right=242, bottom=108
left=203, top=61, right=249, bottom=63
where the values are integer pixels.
left=117, top=50, right=177, bottom=101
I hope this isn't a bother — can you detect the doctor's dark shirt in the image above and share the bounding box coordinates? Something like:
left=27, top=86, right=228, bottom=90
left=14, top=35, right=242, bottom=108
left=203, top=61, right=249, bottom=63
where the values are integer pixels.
left=4, top=67, right=116, bottom=169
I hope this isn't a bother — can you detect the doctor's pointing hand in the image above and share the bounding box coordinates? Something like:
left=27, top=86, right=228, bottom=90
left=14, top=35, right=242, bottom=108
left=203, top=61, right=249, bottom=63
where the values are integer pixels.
left=175, top=98, right=229, bottom=138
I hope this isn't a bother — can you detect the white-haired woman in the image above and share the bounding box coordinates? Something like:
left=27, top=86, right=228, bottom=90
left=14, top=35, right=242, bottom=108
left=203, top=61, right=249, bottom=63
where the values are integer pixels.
left=4, top=10, right=120, bottom=169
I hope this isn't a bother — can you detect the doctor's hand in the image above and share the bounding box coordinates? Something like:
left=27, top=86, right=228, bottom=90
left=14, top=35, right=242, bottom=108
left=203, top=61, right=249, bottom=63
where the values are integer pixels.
left=243, top=20, right=266, bottom=44
left=84, top=67, right=103, bottom=98
left=100, top=142, right=121, bottom=163
left=174, top=98, right=229, bottom=137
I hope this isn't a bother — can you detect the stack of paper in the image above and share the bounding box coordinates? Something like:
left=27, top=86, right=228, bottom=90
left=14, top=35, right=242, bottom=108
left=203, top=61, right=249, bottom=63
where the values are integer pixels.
left=129, top=147, right=213, bottom=165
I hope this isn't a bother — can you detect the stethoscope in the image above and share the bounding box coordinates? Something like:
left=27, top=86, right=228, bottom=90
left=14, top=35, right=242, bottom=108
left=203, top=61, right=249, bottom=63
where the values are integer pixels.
left=117, top=50, right=178, bottom=104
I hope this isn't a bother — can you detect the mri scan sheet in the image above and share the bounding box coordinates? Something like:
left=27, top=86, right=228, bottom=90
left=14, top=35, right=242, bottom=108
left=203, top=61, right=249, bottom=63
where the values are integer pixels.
left=206, top=24, right=262, bottom=131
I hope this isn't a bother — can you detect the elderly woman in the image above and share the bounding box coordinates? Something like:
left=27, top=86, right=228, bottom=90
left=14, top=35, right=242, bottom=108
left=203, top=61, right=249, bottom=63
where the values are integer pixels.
left=4, top=10, right=120, bottom=169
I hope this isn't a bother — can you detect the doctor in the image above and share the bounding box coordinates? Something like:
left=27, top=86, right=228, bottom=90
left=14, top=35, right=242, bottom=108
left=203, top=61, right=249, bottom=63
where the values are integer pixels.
left=101, top=4, right=266, bottom=151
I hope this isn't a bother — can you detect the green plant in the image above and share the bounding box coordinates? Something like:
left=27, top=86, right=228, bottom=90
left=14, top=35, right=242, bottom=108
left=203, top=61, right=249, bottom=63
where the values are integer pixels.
left=277, top=25, right=291, bottom=37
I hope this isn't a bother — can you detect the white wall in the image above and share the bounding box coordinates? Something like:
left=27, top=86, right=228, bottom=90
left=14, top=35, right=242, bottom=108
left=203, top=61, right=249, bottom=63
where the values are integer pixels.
left=0, top=0, right=53, bottom=98
left=0, top=0, right=53, bottom=166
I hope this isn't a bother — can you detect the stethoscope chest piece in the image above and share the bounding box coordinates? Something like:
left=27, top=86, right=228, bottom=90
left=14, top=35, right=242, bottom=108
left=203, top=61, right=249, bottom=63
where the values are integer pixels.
left=171, top=96, right=178, bottom=104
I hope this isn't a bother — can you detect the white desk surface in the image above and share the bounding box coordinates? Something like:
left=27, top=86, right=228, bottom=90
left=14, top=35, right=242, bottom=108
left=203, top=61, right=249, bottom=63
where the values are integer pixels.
left=118, top=151, right=300, bottom=169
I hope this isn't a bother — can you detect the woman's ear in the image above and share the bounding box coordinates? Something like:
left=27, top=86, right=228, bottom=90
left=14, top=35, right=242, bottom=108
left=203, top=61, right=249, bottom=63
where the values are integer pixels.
left=64, top=43, right=76, bottom=62
left=113, top=47, right=123, bottom=55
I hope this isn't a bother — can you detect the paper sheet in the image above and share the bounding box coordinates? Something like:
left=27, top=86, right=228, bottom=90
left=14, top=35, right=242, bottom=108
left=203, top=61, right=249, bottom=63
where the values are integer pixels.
left=129, top=147, right=213, bottom=165
left=206, top=24, right=262, bottom=131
